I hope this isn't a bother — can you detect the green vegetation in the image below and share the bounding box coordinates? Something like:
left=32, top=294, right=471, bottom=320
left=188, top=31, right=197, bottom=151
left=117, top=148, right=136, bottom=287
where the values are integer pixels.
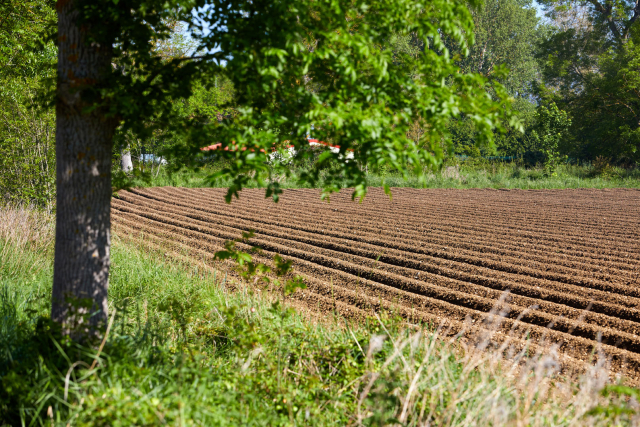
left=537, top=0, right=640, bottom=164
left=0, top=0, right=56, bottom=209
left=1, top=0, right=639, bottom=422
left=0, top=206, right=636, bottom=426
left=140, top=159, right=640, bottom=191
left=529, top=103, right=572, bottom=177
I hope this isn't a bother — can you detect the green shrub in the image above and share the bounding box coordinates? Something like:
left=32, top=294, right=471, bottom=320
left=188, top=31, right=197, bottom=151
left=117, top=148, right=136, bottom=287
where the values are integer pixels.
left=530, top=103, right=571, bottom=176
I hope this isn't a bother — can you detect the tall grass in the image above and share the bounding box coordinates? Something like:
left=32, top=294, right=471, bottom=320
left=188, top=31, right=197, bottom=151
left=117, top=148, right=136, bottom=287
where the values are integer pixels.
left=139, top=160, right=640, bottom=191
left=0, top=205, right=637, bottom=426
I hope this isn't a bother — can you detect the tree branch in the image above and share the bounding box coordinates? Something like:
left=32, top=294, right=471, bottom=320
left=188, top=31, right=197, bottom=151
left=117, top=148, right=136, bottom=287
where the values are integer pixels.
left=587, top=0, right=623, bottom=42
left=624, top=0, right=640, bottom=39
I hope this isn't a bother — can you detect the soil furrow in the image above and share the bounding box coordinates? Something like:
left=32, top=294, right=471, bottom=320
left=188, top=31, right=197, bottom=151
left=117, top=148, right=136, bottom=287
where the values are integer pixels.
left=127, top=189, right=640, bottom=273
left=155, top=187, right=640, bottom=248
left=113, top=196, right=640, bottom=316
left=111, top=205, right=640, bottom=355
left=119, top=191, right=640, bottom=296
left=112, top=187, right=640, bottom=380
left=141, top=187, right=640, bottom=265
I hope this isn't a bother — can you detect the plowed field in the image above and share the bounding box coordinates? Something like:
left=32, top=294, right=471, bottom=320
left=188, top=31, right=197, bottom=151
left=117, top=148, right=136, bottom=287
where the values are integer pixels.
left=112, top=187, right=640, bottom=380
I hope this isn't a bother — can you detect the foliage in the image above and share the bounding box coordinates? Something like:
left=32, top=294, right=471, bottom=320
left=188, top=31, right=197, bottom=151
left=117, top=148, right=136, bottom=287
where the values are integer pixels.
left=536, top=0, right=640, bottom=163
left=71, top=0, right=520, bottom=203
left=111, top=21, right=236, bottom=179
left=212, top=230, right=307, bottom=295
left=0, top=0, right=55, bottom=76
left=150, top=74, right=237, bottom=173
left=538, top=0, right=639, bottom=44
left=530, top=102, right=571, bottom=175
left=0, top=75, right=56, bottom=209
left=454, top=0, right=542, bottom=95
left=590, top=155, right=618, bottom=177
left=0, top=0, right=56, bottom=209
left=438, top=0, right=543, bottom=158
left=495, top=98, right=538, bottom=157
left=448, top=102, right=536, bottom=159
left=585, top=384, right=640, bottom=418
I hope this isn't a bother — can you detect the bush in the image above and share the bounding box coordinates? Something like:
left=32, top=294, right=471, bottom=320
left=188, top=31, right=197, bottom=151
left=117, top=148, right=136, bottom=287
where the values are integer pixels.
left=590, top=156, right=618, bottom=178
left=530, top=103, right=571, bottom=176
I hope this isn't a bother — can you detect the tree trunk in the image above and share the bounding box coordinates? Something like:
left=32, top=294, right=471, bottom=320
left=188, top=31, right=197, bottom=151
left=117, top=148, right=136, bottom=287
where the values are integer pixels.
left=140, top=141, right=146, bottom=173
left=52, top=0, right=117, bottom=334
left=121, top=144, right=133, bottom=172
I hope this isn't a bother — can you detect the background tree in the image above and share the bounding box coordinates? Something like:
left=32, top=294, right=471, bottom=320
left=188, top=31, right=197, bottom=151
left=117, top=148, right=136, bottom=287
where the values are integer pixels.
left=0, top=0, right=56, bottom=209
left=443, top=0, right=543, bottom=157
left=530, top=102, right=572, bottom=174
left=537, top=0, right=640, bottom=163
left=457, top=0, right=541, bottom=94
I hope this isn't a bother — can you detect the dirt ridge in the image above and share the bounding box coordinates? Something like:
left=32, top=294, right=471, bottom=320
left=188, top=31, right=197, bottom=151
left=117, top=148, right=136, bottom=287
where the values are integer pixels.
left=112, top=187, right=640, bottom=382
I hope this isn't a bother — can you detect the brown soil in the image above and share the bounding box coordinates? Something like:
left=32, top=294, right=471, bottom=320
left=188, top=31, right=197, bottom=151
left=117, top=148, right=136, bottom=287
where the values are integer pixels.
left=112, top=187, right=640, bottom=382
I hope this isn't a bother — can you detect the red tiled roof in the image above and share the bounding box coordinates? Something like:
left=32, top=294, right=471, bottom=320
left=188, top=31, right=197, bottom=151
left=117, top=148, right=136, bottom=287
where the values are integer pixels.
left=201, top=139, right=353, bottom=152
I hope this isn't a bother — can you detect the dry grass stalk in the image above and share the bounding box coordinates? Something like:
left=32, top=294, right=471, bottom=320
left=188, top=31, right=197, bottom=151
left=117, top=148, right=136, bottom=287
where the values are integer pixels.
left=354, top=296, right=636, bottom=427
left=0, top=204, right=55, bottom=279
left=0, top=204, right=54, bottom=251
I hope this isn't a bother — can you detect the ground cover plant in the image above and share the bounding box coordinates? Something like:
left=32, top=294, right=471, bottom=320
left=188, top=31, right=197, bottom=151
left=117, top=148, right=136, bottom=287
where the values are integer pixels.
left=2, top=204, right=640, bottom=426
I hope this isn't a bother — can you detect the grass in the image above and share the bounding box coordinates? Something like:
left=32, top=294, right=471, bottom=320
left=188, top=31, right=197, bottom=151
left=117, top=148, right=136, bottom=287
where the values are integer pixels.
left=1, top=205, right=639, bottom=426
left=139, top=159, right=640, bottom=192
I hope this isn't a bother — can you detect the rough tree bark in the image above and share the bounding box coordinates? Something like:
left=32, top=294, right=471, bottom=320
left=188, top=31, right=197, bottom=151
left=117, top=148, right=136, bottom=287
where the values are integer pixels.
left=52, top=0, right=117, bottom=333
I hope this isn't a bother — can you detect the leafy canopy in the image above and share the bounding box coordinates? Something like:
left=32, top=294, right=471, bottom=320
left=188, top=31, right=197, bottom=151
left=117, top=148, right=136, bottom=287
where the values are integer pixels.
left=78, top=0, right=519, bottom=201
left=442, top=0, right=542, bottom=158
left=535, top=0, right=640, bottom=161
left=451, top=0, right=541, bottom=95
left=0, top=0, right=56, bottom=208
left=530, top=102, right=571, bottom=175
left=0, top=0, right=55, bottom=79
